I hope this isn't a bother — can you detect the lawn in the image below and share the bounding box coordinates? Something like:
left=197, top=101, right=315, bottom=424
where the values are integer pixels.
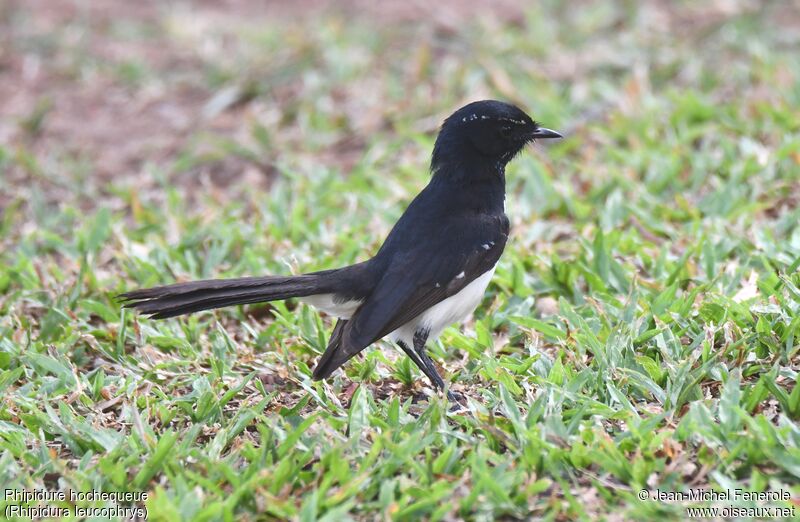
left=1, top=1, right=799, bottom=520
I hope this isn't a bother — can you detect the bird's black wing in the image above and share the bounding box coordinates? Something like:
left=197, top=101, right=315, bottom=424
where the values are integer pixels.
left=341, top=214, right=508, bottom=354
left=312, top=214, right=508, bottom=380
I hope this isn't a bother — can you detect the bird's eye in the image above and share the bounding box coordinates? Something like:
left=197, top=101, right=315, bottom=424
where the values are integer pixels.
left=499, top=126, right=513, bottom=139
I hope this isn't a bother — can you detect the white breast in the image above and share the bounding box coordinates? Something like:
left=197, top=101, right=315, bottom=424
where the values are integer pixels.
left=388, top=264, right=497, bottom=346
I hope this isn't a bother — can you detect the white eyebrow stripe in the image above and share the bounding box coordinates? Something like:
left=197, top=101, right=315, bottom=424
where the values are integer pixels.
left=463, top=115, right=527, bottom=124
left=497, top=117, right=527, bottom=124
left=455, top=271, right=465, bottom=279
left=482, top=243, right=491, bottom=250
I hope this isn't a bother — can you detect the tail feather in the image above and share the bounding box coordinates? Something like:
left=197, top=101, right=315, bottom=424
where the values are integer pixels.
left=119, top=273, right=335, bottom=319
left=121, top=268, right=364, bottom=379
left=312, top=319, right=349, bottom=380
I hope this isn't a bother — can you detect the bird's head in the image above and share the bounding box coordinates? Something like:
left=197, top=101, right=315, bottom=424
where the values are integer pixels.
left=431, top=100, right=561, bottom=176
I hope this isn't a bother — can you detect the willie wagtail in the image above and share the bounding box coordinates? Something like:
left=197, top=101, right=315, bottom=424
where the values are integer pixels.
left=119, top=100, right=562, bottom=400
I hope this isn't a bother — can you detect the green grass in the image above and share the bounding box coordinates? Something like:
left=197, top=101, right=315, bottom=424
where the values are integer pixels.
left=2, top=1, right=800, bottom=520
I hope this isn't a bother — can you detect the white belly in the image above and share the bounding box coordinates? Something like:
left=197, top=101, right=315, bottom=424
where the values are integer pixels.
left=388, top=265, right=496, bottom=346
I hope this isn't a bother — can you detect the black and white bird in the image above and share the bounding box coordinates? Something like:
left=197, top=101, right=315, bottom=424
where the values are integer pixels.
left=119, top=100, right=562, bottom=400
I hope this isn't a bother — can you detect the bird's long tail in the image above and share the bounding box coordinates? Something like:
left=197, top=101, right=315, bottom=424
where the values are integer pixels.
left=118, top=270, right=340, bottom=319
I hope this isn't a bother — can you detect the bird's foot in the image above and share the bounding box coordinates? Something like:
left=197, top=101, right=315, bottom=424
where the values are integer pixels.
left=445, top=389, right=467, bottom=412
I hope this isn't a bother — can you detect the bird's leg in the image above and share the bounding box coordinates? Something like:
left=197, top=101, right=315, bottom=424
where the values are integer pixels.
left=412, top=330, right=459, bottom=402
left=398, top=337, right=449, bottom=399
left=396, top=340, right=432, bottom=385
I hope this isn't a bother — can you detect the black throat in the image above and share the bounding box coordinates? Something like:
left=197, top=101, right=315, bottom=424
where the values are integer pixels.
left=429, top=155, right=507, bottom=215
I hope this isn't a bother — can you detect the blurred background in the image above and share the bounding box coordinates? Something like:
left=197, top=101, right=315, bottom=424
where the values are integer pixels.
left=3, top=0, right=796, bottom=201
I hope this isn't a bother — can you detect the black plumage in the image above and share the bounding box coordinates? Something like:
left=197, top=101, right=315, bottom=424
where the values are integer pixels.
left=119, top=100, right=562, bottom=400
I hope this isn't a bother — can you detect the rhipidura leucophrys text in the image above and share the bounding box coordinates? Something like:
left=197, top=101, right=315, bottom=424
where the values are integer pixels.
left=120, top=100, right=562, bottom=400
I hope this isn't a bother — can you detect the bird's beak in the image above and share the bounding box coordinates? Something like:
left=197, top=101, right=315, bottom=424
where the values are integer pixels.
left=529, top=127, right=563, bottom=139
